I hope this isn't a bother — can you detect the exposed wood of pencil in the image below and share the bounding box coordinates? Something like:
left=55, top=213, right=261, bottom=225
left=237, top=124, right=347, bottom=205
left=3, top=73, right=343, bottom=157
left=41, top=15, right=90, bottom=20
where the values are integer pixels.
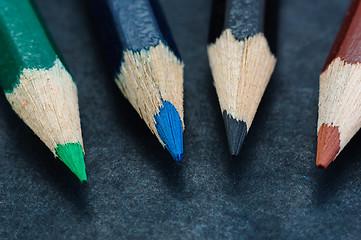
left=117, top=41, right=184, bottom=161
left=317, top=0, right=361, bottom=169
left=0, top=0, right=86, bottom=181
left=207, top=0, right=276, bottom=156
left=88, top=0, right=184, bottom=161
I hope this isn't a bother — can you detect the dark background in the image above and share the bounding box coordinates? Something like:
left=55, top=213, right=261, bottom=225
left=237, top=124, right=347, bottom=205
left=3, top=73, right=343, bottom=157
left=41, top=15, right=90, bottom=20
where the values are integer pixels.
left=0, top=0, right=360, bottom=239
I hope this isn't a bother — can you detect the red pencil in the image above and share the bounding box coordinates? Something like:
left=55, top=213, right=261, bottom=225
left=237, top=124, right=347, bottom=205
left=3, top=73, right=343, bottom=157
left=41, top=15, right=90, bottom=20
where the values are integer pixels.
left=317, top=0, right=361, bottom=168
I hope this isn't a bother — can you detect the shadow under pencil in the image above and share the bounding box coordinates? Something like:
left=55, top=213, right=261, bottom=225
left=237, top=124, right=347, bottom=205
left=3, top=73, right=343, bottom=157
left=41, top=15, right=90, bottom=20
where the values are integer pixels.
left=264, top=0, right=280, bottom=56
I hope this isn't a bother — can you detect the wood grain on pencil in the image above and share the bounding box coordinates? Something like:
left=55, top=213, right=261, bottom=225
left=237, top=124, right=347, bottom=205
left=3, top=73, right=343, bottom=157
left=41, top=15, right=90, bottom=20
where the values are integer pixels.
left=317, top=0, right=361, bottom=168
left=88, top=0, right=184, bottom=161
left=207, top=0, right=276, bottom=156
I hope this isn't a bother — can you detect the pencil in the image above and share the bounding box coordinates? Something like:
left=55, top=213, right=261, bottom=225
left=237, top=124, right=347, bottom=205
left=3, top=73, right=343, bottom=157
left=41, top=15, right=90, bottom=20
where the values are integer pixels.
left=0, top=0, right=86, bottom=181
left=207, top=0, right=276, bottom=156
left=317, top=0, right=361, bottom=169
left=88, top=0, right=184, bottom=161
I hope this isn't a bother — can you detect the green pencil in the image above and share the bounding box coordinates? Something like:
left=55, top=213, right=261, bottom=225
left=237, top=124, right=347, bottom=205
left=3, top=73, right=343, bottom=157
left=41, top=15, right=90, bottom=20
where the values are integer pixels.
left=0, top=0, right=86, bottom=181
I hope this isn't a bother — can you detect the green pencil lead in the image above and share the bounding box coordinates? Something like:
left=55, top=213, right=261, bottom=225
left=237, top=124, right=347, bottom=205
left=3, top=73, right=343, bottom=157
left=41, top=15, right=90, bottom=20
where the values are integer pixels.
left=56, top=143, right=87, bottom=182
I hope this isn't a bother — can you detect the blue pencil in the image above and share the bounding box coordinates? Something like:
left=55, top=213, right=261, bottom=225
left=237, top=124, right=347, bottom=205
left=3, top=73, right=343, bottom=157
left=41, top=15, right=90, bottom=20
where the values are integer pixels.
left=88, top=0, right=184, bottom=161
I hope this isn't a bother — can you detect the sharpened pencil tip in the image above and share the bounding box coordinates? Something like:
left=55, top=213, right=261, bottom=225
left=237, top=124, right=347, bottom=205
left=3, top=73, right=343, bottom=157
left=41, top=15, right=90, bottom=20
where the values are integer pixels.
left=56, top=143, right=87, bottom=182
left=155, top=100, right=184, bottom=161
left=316, top=123, right=341, bottom=169
left=222, top=111, right=247, bottom=156
left=175, top=154, right=183, bottom=162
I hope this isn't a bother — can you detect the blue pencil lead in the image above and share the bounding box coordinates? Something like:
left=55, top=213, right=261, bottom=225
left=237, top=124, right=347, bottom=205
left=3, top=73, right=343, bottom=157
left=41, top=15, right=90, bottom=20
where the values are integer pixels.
left=155, top=100, right=184, bottom=161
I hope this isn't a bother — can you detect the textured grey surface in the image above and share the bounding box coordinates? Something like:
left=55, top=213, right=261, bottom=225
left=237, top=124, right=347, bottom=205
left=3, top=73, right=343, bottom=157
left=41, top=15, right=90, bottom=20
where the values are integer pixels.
left=0, top=0, right=360, bottom=239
